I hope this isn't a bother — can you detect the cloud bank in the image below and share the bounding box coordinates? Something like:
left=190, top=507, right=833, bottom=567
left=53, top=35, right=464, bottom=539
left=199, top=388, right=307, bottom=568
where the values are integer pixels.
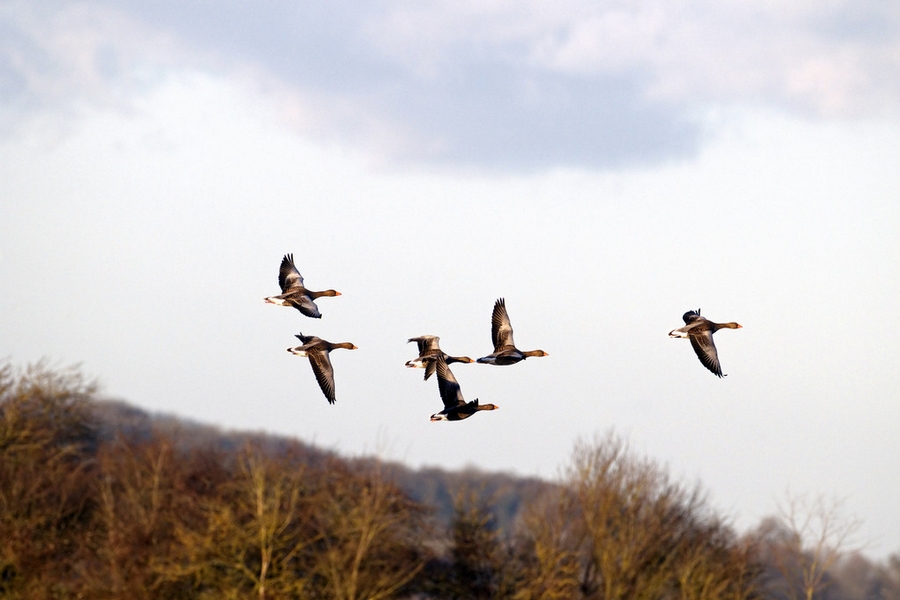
left=2, top=0, right=898, bottom=170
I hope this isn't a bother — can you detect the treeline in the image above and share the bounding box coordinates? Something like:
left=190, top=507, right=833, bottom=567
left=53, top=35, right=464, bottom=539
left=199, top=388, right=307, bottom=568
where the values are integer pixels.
left=1, top=361, right=898, bottom=599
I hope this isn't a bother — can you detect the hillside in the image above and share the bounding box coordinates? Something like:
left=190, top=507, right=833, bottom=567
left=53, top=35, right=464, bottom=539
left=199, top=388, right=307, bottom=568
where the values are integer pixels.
left=91, top=397, right=549, bottom=535
left=2, top=360, right=898, bottom=599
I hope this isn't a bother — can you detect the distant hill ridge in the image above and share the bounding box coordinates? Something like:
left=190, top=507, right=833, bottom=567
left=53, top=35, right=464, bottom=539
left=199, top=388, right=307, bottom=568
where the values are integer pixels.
left=91, top=398, right=551, bottom=533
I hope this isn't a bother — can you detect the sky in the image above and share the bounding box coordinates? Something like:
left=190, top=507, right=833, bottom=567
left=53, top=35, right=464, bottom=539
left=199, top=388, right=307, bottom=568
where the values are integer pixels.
left=1, top=1, right=899, bottom=557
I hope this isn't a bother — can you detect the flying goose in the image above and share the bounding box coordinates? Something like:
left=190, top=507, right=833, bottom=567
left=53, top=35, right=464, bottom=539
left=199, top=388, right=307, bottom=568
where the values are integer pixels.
left=476, top=298, right=548, bottom=365
left=405, top=335, right=474, bottom=380
left=430, top=355, right=498, bottom=421
left=264, top=253, right=340, bottom=318
left=668, top=309, right=742, bottom=377
left=287, top=333, right=357, bottom=403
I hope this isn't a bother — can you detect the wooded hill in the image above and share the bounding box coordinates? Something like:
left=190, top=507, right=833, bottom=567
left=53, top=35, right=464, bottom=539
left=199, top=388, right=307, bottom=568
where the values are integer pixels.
left=90, top=396, right=547, bottom=536
left=2, top=360, right=898, bottom=599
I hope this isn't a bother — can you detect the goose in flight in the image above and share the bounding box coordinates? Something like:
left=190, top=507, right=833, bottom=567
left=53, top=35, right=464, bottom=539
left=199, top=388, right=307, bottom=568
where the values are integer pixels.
left=287, top=333, right=357, bottom=403
left=476, top=298, right=548, bottom=365
left=668, top=309, right=742, bottom=377
left=405, top=335, right=473, bottom=380
left=430, top=355, right=498, bottom=421
left=264, top=253, right=340, bottom=319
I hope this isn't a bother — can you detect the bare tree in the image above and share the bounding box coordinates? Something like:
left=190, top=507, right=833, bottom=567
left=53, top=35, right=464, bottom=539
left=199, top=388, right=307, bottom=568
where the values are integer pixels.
left=513, top=488, right=582, bottom=600
left=880, top=553, right=900, bottom=600
left=760, top=492, right=864, bottom=600
left=92, top=435, right=174, bottom=598
left=160, top=442, right=318, bottom=598
left=515, top=431, right=759, bottom=600
left=312, top=458, right=428, bottom=600
left=0, top=361, right=99, bottom=598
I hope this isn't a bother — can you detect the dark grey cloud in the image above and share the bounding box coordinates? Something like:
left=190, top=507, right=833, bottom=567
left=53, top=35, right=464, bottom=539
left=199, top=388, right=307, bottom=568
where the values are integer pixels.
left=810, top=0, right=899, bottom=43
left=383, top=64, right=700, bottom=170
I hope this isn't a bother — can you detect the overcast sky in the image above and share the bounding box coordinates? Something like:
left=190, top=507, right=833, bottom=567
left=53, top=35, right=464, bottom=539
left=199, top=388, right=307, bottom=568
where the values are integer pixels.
left=2, top=1, right=899, bottom=557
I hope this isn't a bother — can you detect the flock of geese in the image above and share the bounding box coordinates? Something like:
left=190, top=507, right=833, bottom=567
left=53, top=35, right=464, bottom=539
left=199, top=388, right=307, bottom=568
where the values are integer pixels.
left=264, top=254, right=742, bottom=421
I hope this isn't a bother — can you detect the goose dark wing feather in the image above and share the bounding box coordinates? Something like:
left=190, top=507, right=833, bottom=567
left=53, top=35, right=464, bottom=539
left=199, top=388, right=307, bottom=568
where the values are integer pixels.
left=491, top=298, right=515, bottom=350
left=294, top=333, right=317, bottom=345
left=424, top=359, right=438, bottom=381
left=307, top=349, right=337, bottom=403
left=294, top=295, right=322, bottom=319
left=689, top=332, right=724, bottom=377
left=435, top=358, right=465, bottom=408
left=407, top=336, right=442, bottom=380
left=279, top=253, right=305, bottom=292
left=682, top=309, right=702, bottom=325
left=414, top=336, right=440, bottom=354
